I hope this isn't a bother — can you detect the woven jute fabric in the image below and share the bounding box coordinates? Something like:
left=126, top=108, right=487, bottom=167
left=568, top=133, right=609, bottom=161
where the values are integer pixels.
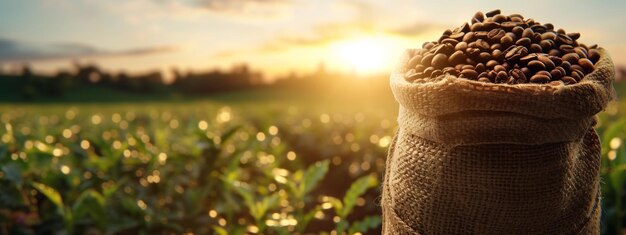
left=382, top=48, right=615, bottom=234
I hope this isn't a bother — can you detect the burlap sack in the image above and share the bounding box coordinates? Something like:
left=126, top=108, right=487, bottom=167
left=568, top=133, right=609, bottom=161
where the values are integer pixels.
left=382, top=48, right=616, bottom=234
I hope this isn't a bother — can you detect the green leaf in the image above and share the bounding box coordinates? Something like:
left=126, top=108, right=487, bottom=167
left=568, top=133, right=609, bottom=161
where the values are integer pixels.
left=213, top=226, right=228, bottom=235
left=299, top=160, right=329, bottom=197
left=348, top=215, right=382, bottom=234
left=340, top=174, right=377, bottom=217
left=31, top=182, right=64, bottom=213
left=72, top=190, right=107, bottom=227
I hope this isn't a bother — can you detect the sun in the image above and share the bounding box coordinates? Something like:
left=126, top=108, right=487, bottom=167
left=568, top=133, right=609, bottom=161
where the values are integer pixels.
left=330, top=36, right=403, bottom=75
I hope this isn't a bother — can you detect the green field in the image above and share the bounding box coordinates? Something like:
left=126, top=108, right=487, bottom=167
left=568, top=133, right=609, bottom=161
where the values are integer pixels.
left=0, top=87, right=624, bottom=235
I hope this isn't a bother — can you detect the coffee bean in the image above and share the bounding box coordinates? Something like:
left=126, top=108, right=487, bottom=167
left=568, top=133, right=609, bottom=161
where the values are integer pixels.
left=504, top=46, right=528, bottom=61
left=500, top=35, right=514, bottom=47
left=540, top=39, right=555, bottom=51
left=407, top=55, right=423, bottom=68
left=588, top=49, right=600, bottom=63
left=415, top=65, right=426, bottom=73
left=460, top=69, right=478, bottom=79
left=578, top=58, right=594, bottom=73
left=538, top=55, right=556, bottom=70
left=486, top=60, right=499, bottom=68
left=540, top=32, right=557, bottom=41
left=527, top=60, right=546, bottom=71
left=550, top=68, right=564, bottom=80
left=423, top=67, right=434, bottom=77
left=485, top=9, right=501, bottom=17
left=516, top=37, right=532, bottom=47
left=559, top=44, right=575, bottom=53
left=567, top=32, right=580, bottom=40
left=530, top=74, right=550, bottom=83
left=473, top=11, right=485, bottom=23
left=431, top=69, right=443, bottom=78
left=562, top=76, right=577, bottom=84
left=522, top=28, right=534, bottom=38
left=403, top=10, right=600, bottom=84
left=475, top=63, right=486, bottom=73
left=492, top=49, right=503, bottom=60
left=449, top=32, right=465, bottom=41
left=421, top=53, right=435, bottom=67
left=448, top=51, right=467, bottom=64
left=478, top=77, right=491, bottom=83
left=492, top=14, right=507, bottom=23
left=574, top=47, right=587, bottom=59
left=432, top=54, right=449, bottom=69
left=463, top=32, right=476, bottom=42
left=562, top=53, right=579, bottom=64
left=571, top=69, right=584, bottom=81
left=487, top=28, right=506, bottom=42
left=496, top=70, right=508, bottom=83
left=548, top=49, right=561, bottom=57
left=530, top=44, right=543, bottom=53
left=494, top=65, right=506, bottom=73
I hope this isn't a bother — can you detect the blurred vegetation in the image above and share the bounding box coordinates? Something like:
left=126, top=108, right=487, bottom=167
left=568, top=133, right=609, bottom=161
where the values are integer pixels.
left=0, top=68, right=623, bottom=234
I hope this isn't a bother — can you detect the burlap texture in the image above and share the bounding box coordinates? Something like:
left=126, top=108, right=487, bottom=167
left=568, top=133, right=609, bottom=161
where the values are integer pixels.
left=382, top=48, right=615, bottom=234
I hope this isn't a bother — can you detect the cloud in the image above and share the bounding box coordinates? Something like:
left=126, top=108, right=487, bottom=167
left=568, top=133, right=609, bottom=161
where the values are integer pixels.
left=0, top=37, right=177, bottom=62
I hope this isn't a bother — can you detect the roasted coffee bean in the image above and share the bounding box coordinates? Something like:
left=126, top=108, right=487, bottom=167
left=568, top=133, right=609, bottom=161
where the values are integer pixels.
left=494, top=65, right=506, bottom=73
left=496, top=70, right=508, bottom=83
left=527, top=60, right=546, bottom=71
left=455, top=41, right=468, bottom=51
left=571, top=69, right=584, bottom=81
left=550, top=68, right=564, bottom=80
left=504, top=46, right=528, bottom=61
left=530, top=74, right=550, bottom=83
left=562, top=76, right=577, bottom=84
left=588, top=49, right=601, bottom=63
left=537, top=55, right=556, bottom=70
left=549, top=49, right=561, bottom=56
left=415, top=65, right=426, bottom=73
left=562, top=53, right=580, bottom=64
left=461, top=64, right=475, bottom=70
left=486, top=60, right=499, bottom=68
left=520, top=53, right=538, bottom=62
left=478, top=77, right=491, bottom=83
left=578, top=58, right=594, bottom=73
left=487, top=28, right=506, bottom=42
left=516, top=37, right=532, bottom=47
left=540, top=32, right=557, bottom=41
left=485, top=9, right=501, bottom=17
left=421, top=53, right=435, bottom=67
left=574, top=47, right=588, bottom=59
left=407, top=55, right=423, bottom=68
left=463, top=32, right=476, bottom=42
left=492, top=49, right=503, bottom=60
left=403, top=10, right=600, bottom=84
left=460, top=69, right=478, bottom=79
left=432, top=44, right=454, bottom=55
left=473, top=11, right=485, bottom=23
left=522, top=28, right=534, bottom=38
left=431, top=69, right=443, bottom=78
left=492, top=14, right=507, bottom=23
left=475, top=63, right=486, bottom=73
left=423, top=67, right=434, bottom=77
left=500, top=35, right=514, bottom=47
left=530, top=43, right=543, bottom=53
left=448, top=51, right=467, bottom=64
left=559, top=44, right=575, bottom=53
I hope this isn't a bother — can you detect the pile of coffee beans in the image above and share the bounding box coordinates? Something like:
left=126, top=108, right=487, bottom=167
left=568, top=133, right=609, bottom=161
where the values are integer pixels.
left=404, top=9, right=601, bottom=84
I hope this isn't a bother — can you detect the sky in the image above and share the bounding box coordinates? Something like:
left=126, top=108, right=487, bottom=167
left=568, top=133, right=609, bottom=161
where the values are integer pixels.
left=0, top=0, right=625, bottom=81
